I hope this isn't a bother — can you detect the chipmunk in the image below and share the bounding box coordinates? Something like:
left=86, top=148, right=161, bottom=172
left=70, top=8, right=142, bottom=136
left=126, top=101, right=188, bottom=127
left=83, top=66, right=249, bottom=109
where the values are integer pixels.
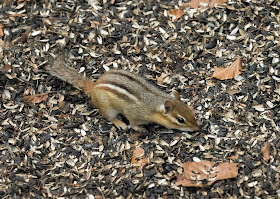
left=46, top=53, right=198, bottom=132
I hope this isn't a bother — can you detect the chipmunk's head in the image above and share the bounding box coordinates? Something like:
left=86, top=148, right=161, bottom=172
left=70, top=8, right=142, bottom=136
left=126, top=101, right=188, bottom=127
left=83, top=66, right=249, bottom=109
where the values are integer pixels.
left=159, top=91, right=199, bottom=132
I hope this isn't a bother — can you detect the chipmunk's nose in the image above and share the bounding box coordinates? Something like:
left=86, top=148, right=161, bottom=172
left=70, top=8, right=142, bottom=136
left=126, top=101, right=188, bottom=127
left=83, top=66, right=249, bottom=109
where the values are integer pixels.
left=191, top=123, right=199, bottom=132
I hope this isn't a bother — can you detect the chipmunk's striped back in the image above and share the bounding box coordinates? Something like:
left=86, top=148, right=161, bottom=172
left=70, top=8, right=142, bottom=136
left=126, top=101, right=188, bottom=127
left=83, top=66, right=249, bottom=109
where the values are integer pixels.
left=90, top=70, right=171, bottom=109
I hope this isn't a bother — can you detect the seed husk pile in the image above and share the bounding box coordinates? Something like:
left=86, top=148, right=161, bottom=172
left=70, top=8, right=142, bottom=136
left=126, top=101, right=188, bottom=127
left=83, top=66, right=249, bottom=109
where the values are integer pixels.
left=0, top=0, right=279, bottom=198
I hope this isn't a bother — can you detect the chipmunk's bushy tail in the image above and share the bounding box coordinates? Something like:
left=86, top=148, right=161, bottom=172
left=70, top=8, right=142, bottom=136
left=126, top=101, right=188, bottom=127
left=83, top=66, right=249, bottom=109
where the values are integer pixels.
left=46, top=52, right=89, bottom=90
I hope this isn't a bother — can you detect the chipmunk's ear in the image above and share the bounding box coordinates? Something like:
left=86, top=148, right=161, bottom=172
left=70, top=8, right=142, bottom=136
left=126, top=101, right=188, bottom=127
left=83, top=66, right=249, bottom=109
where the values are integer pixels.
left=170, top=90, right=181, bottom=101
left=163, top=100, right=174, bottom=114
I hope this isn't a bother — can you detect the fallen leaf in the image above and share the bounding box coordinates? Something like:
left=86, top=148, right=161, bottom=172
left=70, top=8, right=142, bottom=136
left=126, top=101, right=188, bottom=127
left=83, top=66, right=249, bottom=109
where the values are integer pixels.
left=27, top=150, right=34, bottom=157
left=167, top=9, right=185, bottom=21
left=58, top=101, right=66, bottom=109
left=1, top=64, right=12, bottom=72
left=0, top=39, right=10, bottom=49
left=134, top=45, right=140, bottom=53
left=156, top=73, right=169, bottom=84
left=228, top=154, right=239, bottom=160
left=176, top=160, right=238, bottom=187
left=131, top=147, right=149, bottom=172
left=261, top=142, right=271, bottom=161
left=90, top=20, right=100, bottom=28
left=24, top=92, right=49, bottom=104
left=227, top=89, right=240, bottom=95
left=180, top=0, right=227, bottom=9
left=25, top=59, right=39, bottom=72
left=212, top=57, right=243, bottom=80
left=0, top=23, right=3, bottom=37
left=94, top=195, right=103, bottom=199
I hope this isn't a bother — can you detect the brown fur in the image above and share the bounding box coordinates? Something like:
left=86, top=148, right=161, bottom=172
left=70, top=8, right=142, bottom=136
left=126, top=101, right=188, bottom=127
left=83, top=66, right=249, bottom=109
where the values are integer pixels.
left=47, top=53, right=199, bottom=132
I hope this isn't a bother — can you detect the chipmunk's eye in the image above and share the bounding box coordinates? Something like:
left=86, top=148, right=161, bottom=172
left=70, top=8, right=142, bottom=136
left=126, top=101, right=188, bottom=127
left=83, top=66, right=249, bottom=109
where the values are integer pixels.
left=177, top=117, right=185, bottom=123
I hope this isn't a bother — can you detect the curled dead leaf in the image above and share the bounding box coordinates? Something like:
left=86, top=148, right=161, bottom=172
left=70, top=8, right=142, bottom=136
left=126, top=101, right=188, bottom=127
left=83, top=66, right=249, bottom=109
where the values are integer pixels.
left=24, top=92, right=49, bottom=104
left=156, top=73, right=169, bottom=85
left=58, top=101, right=66, bottom=109
left=0, top=39, right=10, bottom=49
left=0, top=23, right=3, bottom=37
left=134, top=45, right=140, bottom=53
left=227, top=89, right=240, bottom=95
left=261, top=142, right=271, bottom=161
left=27, top=150, right=34, bottom=157
left=131, top=147, right=149, bottom=172
left=167, top=9, right=185, bottom=21
left=1, top=64, right=12, bottom=73
left=176, top=160, right=238, bottom=187
left=90, top=20, right=100, bottom=28
left=212, top=57, right=243, bottom=80
left=180, top=0, right=227, bottom=9
left=228, top=154, right=239, bottom=160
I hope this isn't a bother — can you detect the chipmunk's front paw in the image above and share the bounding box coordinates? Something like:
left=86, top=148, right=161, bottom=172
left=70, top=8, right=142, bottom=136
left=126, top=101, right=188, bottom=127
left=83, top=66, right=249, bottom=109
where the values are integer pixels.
left=112, top=119, right=128, bottom=130
left=131, top=125, right=146, bottom=132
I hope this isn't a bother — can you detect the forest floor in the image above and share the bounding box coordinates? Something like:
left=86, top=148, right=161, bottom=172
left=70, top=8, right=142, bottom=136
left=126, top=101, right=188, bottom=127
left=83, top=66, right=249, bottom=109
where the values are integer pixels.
left=0, top=0, right=280, bottom=198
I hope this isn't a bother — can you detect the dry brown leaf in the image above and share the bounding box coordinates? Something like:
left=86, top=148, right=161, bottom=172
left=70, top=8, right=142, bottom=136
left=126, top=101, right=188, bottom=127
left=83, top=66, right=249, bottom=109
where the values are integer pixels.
left=25, top=59, right=39, bottom=72
left=90, top=20, right=100, bottom=28
left=0, top=23, right=3, bottom=37
left=212, top=57, right=243, bottom=80
left=176, top=160, right=238, bottom=187
left=131, top=147, right=149, bottom=172
left=94, top=195, right=104, bottom=199
left=0, top=39, right=10, bottom=49
left=228, top=154, right=239, bottom=160
left=261, top=142, right=271, bottom=161
left=27, top=150, right=34, bottom=157
left=227, top=89, right=240, bottom=95
left=24, top=92, right=49, bottom=104
left=1, top=64, right=12, bottom=72
left=134, top=45, right=140, bottom=53
left=156, top=73, right=169, bottom=84
left=180, top=0, right=227, bottom=9
left=58, top=101, right=66, bottom=109
left=167, top=9, right=185, bottom=21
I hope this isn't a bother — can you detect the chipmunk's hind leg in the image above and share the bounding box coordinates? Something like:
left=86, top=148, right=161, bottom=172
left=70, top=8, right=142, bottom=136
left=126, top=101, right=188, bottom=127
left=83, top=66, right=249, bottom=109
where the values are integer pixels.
left=91, top=92, right=128, bottom=130
left=98, top=106, right=128, bottom=130
left=99, top=105, right=128, bottom=130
